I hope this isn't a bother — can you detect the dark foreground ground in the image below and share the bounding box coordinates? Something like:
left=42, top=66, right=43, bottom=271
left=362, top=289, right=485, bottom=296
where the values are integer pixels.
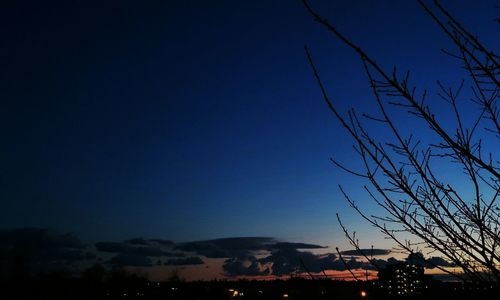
left=2, top=274, right=498, bottom=300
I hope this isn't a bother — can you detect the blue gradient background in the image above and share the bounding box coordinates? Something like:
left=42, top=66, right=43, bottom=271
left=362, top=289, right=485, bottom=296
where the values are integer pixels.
left=1, top=0, right=497, bottom=249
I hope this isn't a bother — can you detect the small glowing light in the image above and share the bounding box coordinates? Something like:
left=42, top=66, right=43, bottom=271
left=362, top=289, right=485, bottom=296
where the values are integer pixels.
left=283, top=293, right=289, bottom=298
left=361, top=290, right=367, bottom=297
left=232, top=290, right=239, bottom=297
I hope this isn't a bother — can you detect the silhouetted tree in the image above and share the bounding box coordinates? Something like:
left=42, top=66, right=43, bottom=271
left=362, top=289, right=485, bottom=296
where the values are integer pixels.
left=167, top=267, right=185, bottom=283
left=304, top=0, right=499, bottom=282
left=81, top=263, right=106, bottom=297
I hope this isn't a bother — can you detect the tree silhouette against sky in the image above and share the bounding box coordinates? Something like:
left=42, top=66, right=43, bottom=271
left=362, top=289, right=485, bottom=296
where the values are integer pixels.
left=304, top=0, right=499, bottom=282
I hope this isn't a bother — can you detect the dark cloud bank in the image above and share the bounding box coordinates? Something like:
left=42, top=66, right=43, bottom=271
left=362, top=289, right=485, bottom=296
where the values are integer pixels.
left=0, top=228, right=95, bottom=276
left=0, top=228, right=455, bottom=278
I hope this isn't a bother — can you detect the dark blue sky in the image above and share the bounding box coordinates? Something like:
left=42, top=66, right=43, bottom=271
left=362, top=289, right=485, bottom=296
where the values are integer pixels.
left=1, top=0, right=497, bottom=246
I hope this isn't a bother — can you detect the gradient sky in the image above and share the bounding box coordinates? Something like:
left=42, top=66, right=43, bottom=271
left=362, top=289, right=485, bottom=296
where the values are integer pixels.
left=1, top=0, right=498, bottom=252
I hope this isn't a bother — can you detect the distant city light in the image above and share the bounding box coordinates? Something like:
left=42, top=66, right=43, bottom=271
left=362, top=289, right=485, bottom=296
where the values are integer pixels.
left=361, top=290, right=367, bottom=297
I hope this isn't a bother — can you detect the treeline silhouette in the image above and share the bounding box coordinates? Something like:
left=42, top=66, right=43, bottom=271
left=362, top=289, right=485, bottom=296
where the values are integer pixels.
left=1, top=263, right=498, bottom=300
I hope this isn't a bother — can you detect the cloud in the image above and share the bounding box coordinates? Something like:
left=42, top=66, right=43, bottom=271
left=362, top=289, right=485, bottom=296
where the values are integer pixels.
left=125, top=238, right=150, bottom=245
left=426, top=256, right=455, bottom=268
left=368, top=257, right=403, bottom=269
left=339, top=248, right=391, bottom=257
left=368, top=254, right=454, bottom=270
left=0, top=228, right=90, bottom=263
left=95, top=242, right=177, bottom=257
left=95, top=242, right=132, bottom=253
left=177, top=237, right=272, bottom=252
left=208, top=237, right=274, bottom=250
left=0, top=228, right=84, bottom=249
left=175, top=237, right=273, bottom=259
left=0, top=228, right=95, bottom=276
left=223, top=257, right=270, bottom=276
left=95, top=237, right=191, bottom=268
left=164, top=257, right=204, bottom=266
left=254, top=249, right=409, bottom=276
left=175, top=237, right=325, bottom=259
left=267, top=242, right=325, bottom=250
left=387, top=257, right=402, bottom=264
left=405, top=253, right=455, bottom=268
left=2, top=230, right=452, bottom=278
left=173, top=237, right=340, bottom=277
left=175, top=242, right=230, bottom=258
left=109, top=254, right=153, bottom=267
left=149, top=239, right=174, bottom=246
left=258, top=249, right=347, bottom=276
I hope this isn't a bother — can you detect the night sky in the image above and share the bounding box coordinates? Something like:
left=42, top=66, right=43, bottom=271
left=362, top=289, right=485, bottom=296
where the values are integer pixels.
left=1, top=0, right=498, bottom=277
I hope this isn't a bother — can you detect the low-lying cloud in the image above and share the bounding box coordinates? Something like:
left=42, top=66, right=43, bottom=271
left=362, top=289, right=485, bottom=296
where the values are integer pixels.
left=223, top=257, right=270, bottom=276
left=339, top=248, right=391, bottom=256
left=0, top=228, right=456, bottom=278
left=109, top=253, right=153, bottom=267
left=0, top=228, right=94, bottom=275
left=175, top=237, right=325, bottom=259
left=164, top=257, right=204, bottom=266
left=95, top=241, right=180, bottom=257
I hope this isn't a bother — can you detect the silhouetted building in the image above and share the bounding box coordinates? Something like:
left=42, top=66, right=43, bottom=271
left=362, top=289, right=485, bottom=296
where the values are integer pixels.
left=377, top=263, right=426, bottom=296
